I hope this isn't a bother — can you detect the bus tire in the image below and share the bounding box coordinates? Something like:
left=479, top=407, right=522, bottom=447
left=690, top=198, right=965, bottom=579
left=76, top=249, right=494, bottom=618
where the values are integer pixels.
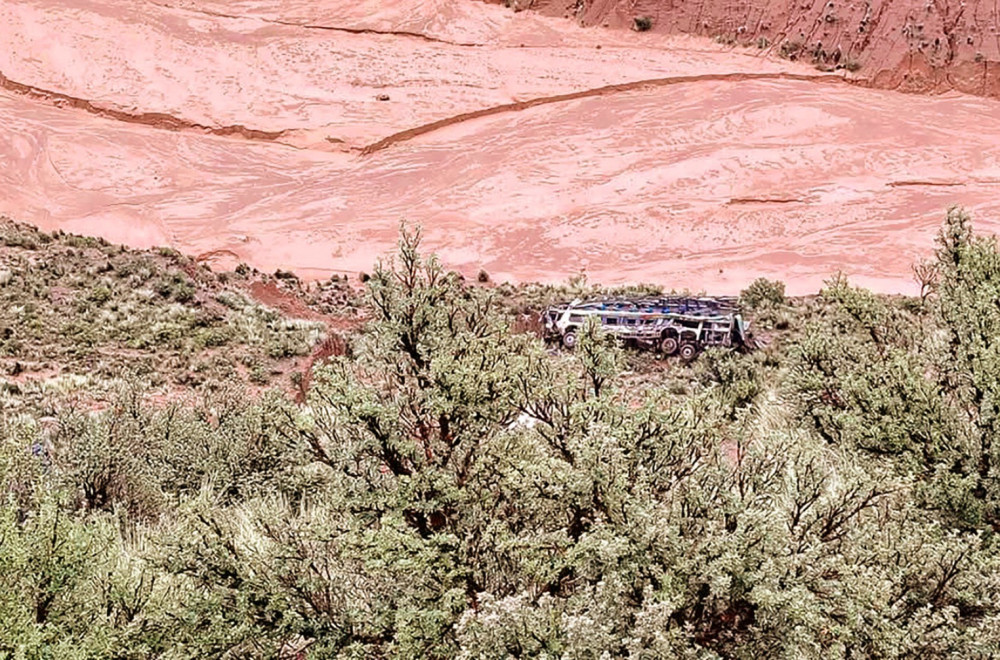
left=679, top=342, right=699, bottom=362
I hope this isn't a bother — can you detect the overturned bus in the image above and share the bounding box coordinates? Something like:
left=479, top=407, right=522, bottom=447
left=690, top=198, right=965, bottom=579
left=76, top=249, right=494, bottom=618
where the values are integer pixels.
left=542, top=296, right=751, bottom=360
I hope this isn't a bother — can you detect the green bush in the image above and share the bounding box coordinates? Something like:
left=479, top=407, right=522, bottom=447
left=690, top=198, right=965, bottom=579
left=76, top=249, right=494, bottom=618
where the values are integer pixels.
left=740, top=276, right=786, bottom=309
left=249, top=365, right=269, bottom=385
left=194, top=326, right=233, bottom=348
left=87, top=285, right=112, bottom=305
left=153, top=275, right=195, bottom=303
left=172, top=281, right=195, bottom=303
left=4, top=215, right=1000, bottom=657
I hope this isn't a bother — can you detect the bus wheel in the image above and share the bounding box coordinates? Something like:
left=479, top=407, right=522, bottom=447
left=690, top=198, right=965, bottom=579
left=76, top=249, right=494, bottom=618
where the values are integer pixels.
left=562, top=331, right=578, bottom=349
left=679, top=342, right=699, bottom=362
left=660, top=336, right=679, bottom=355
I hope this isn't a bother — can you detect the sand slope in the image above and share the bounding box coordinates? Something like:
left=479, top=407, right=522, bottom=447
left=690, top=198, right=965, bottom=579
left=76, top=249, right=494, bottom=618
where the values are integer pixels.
left=3, top=0, right=1000, bottom=294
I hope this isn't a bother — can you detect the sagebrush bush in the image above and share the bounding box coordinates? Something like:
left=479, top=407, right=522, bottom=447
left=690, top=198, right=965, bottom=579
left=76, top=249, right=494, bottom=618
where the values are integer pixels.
left=3, top=214, right=1000, bottom=657
left=740, top=276, right=786, bottom=309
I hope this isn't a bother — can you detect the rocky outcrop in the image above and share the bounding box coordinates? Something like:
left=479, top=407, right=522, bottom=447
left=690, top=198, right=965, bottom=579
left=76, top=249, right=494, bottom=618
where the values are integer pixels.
left=489, top=0, right=1000, bottom=98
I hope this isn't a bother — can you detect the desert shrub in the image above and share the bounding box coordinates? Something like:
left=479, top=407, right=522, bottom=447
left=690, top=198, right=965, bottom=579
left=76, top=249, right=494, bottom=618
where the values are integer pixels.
left=172, top=280, right=195, bottom=303
left=5, top=216, right=1000, bottom=657
left=779, top=40, right=802, bottom=59
left=913, top=260, right=940, bottom=301
left=695, top=347, right=764, bottom=417
left=740, top=277, right=786, bottom=309
left=3, top=233, right=39, bottom=250
left=0, top=496, right=119, bottom=655
left=215, top=291, right=244, bottom=310
left=153, top=274, right=195, bottom=303
left=87, top=285, right=112, bottom=306
left=249, top=365, right=269, bottom=385
left=153, top=277, right=174, bottom=299
left=264, top=332, right=309, bottom=359
left=194, top=326, right=233, bottom=348
left=790, top=208, right=1000, bottom=530
left=632, top=15, right=653, bottom=31
left=64, top=234, right=103, bottom=249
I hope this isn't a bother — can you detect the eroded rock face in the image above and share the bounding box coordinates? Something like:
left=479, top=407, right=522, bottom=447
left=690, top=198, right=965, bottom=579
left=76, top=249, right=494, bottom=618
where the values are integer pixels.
left=493, top=0, right=1000, bottom=98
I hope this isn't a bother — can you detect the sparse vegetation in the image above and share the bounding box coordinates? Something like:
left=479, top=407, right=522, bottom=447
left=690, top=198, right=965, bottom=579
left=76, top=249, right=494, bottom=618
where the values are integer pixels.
left=779, top=40, right=803, bottom=60
left=0, top=219, right=330, bottom=404
left=632, top=15, right=653, bottom=32
left=913, top=259, right=940, bottom=301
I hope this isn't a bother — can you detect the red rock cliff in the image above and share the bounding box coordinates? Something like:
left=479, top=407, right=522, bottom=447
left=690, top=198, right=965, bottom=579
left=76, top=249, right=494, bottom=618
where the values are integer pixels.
left=490, top=0, right=1000, bottom=97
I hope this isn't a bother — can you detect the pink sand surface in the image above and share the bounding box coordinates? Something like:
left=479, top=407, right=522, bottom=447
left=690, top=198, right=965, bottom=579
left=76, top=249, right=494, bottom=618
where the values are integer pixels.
left=3, top=0, right=1000, bottom=294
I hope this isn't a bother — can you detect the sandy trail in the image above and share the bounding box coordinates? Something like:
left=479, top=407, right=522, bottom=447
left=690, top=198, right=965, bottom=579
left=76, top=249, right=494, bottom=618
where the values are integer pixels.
left=2, top=0, right=1000, bottom=294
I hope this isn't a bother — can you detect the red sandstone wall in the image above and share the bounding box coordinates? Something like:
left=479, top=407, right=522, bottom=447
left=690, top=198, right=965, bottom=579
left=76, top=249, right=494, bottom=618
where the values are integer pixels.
left=492, top=0, right=1000, bottom=97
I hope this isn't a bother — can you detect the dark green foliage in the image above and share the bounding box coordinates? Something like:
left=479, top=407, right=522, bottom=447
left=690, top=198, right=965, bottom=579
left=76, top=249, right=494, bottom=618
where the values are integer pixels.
left=46, top=384, right=306, bottom=516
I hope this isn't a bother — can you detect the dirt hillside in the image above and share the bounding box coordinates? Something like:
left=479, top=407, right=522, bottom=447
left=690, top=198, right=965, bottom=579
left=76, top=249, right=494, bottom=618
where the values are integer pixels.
left=494, top=0, right=1000, bottom=97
